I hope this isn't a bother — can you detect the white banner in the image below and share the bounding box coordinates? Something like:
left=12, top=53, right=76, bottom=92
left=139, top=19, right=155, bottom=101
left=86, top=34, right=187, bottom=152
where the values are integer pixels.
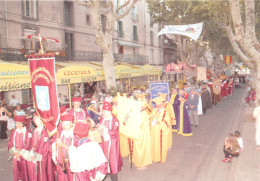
left=158, top=22, right=203, bottom=41
left=197, top=66, right=207, bottom=81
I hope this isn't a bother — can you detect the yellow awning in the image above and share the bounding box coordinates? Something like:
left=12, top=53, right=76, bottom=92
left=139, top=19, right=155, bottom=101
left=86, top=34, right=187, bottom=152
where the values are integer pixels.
left=0, top=62, right=31, bottom=91
left=0, top=60, right=162, bottom=91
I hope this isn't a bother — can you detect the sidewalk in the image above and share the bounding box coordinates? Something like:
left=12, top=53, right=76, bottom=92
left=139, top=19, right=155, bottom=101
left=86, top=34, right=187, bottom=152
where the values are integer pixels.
left=228, top=106, right=260, bottom=181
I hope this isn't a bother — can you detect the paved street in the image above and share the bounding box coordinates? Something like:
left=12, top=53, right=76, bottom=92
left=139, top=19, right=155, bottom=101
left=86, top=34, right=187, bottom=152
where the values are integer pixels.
left=118, top=88, right=259, bottom=181
left=0, top=88, right=259, bottom=181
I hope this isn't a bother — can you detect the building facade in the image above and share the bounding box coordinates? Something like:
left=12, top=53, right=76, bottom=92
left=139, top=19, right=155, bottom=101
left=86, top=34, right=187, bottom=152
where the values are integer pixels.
left=0, top=0, right=177, bottom=65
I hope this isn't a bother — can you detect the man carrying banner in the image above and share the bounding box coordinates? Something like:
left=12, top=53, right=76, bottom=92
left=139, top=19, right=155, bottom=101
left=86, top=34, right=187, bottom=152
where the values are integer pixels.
left=150, top=96, right=173, bottom=163
left=98, top=101, right=123, bottom=181
left=8, top=116, right=32, bottom=181
left=56, top=122, right=108, bottom=181
left=53, top=114, right=74, bottom=181
left=112, top=96, right=129, bottom=158
left=132, top=94, right=152, bottom=169
left=211, top=79, right=222, bottom=105
left=68, top=97, right=89, bottom=123
left=27, top=114, right=50, bottom=181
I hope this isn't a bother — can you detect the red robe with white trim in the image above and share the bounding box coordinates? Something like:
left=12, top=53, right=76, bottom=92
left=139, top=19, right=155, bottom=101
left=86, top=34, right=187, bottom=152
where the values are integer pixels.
left=27, top=127, right=50, bottom=181
left=68, top=109, right=89, bottom=122
left=56, top=130, right=74, bottom=181
left=8, top=127, right=32, bottom=181
left=99, top=116, right=123, bottom=174
left=69, top=137, right=108, bottom=181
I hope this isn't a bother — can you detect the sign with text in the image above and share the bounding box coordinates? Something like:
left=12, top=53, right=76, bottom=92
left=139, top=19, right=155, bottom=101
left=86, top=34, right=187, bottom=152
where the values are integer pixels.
left=158, top=22, right=203, bottom=41
left=29, top=57, right=59, bottom=137
left=150, top=82, right=170, bottom=105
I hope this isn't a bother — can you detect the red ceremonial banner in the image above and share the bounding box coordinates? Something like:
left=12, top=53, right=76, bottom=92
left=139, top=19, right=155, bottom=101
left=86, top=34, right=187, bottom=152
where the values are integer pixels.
left=29, top=57, right=59, bottom=137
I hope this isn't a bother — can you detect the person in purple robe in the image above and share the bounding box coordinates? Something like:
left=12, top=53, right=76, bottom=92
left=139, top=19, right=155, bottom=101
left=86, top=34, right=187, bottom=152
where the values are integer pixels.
left=97, top=101, right=123, bottom=181
left=177, top=96, right=192, bottom=136
left=27, top=114, right=50, bottom=181
left=56, top=122, right=107, bottom=181
left=8, top=116, right=32, bottom=181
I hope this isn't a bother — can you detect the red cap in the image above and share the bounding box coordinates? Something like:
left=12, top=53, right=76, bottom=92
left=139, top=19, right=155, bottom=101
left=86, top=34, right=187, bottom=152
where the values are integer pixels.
left=73, top=122, right=89, bottom=138
left=102, top=101, right=112, bottom=112
left=14, top=116, right=26, bottom=123
left=60, top=114, right=74, bottom=122
left=72, top=97, right=82, bottom=103
left=60, top=106, right=67, bottom=115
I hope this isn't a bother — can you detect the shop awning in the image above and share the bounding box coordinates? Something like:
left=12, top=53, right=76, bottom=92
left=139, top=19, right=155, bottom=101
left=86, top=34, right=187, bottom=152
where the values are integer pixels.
left=117, top=41, right=142, bottom=48
left=0, top=61, right=31, bottom=91
left=0, top=59, right=162, bottom=91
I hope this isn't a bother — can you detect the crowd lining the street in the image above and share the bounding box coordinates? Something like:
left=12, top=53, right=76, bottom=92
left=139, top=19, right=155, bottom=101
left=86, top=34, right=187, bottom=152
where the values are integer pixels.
left=0, top=74, right=255, bottom=181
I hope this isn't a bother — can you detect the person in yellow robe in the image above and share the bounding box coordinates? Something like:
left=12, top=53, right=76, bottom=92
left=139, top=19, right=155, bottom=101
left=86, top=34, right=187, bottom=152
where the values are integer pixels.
left=112, top=96, right=129, bottom=157
left=132, top=94, right=152, bottom=169
left=150, top=96, right=173, bottom=163
left=158, top=93, right=176, bottom=148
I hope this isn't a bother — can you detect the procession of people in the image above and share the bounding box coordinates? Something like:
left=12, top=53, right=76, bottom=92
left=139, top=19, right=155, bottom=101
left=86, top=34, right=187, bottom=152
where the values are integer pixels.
left=2, top=73, right=251, bottom=181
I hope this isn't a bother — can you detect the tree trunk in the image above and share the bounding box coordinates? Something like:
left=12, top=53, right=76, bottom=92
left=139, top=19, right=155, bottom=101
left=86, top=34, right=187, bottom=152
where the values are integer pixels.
left=254, top=61, right=260, bottom=102
left=103, top=51, right=117, bottom=89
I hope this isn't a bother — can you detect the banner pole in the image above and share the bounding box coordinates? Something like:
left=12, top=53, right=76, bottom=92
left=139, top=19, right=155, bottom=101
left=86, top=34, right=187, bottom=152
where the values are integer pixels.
left=56, top=131, right=65, bottom=172
left=68, top=84, right=71, bottom=109
left=128, top=77, right=130, bottom=93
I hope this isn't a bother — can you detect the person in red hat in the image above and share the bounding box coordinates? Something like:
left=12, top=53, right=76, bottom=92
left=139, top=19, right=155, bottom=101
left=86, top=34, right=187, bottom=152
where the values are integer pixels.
left=68, top=97, right=89, bottom=123
left=56, top=122, right=107, bottom=181
left=97, top=101, right=123, bottom=181
left=27, top=114, right=50, bottom=181
left=8, top=116, right=32, bottom=181
left=53, top=114, right=74, bottom=181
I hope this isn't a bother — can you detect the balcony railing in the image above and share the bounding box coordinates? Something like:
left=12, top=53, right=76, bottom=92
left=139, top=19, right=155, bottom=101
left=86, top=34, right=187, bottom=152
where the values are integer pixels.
left=114, top=54, right=148, bottom=65
left=0, top=48, right=148, bottom=65
left=73, top=51, right=103, bottom=62
left=0, top=48, right=27, bottom=61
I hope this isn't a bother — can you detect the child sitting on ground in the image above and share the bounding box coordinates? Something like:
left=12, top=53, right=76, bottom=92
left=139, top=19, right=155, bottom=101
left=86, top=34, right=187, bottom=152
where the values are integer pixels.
left=235, top=131, right=243, bottom=152
left=222, top=133, right=241, bottom=163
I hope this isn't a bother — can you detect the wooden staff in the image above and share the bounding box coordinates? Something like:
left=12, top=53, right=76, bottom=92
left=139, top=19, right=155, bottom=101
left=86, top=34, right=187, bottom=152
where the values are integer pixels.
left=128, top=138, right=133, bottom=169
left=56, top=131, right=66, bottom=172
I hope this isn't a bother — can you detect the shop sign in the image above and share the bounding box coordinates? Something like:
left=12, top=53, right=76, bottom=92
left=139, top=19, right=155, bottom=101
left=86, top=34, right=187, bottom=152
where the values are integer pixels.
left=0, top=79, right=31, bottom=91
left=0, top=63, right=30, bottom=79
left=81, top=76, right=97, bottom=82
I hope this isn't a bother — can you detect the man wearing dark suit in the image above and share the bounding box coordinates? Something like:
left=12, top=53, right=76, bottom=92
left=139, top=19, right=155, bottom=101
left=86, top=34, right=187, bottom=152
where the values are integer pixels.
left=187, top=87, right=199, bottom=127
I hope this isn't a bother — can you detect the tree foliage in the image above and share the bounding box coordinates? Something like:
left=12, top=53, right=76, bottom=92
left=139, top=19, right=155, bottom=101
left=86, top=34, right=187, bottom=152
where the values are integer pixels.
left=147, top=0, right=234, bottom=62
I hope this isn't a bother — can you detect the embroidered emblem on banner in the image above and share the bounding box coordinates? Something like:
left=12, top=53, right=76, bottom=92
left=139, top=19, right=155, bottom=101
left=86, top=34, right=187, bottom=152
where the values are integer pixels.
left=36, top=85, right=50, bottom=111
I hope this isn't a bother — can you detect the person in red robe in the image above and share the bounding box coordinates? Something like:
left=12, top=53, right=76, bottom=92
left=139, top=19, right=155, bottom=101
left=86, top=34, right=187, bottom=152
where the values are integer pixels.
left=46, top=106, right=66, bottom=181
left=53, top=114, right=74, bottom=181
left=97, top=101, right=123, bottom=181
left=8, top=116, right=32, bottom=181
left=27, top=114, right=50, bottom=181
left=221, top=80, right=228, bottom=98
left=56, top=122, right=107, bottom=181
left=68, top=97, right=89, bottom=123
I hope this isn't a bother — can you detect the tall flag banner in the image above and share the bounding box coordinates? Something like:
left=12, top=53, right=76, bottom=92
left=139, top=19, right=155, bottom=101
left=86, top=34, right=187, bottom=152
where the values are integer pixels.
left=225, top=56, right=232, bottom=64
left=197, top=66, right=207, bottom=81
left=29, top=57, right=59, bottom=137
left=158, top=22, right=203, bottom=41
left=117, top=95, right=142, bottom=139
